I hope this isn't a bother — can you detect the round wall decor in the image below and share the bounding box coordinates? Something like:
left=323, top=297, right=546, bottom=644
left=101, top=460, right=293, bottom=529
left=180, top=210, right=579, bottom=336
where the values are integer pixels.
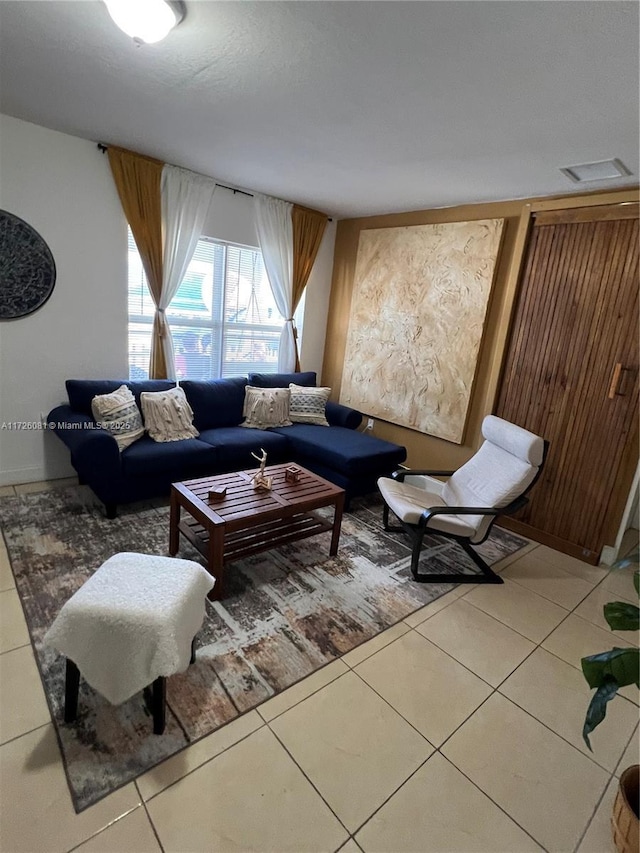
left=0, top=210, right=56, bottom=320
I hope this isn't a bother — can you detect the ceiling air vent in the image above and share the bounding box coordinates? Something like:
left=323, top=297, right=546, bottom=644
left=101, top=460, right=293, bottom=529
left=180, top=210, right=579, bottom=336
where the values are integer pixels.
left=560, top=159, right=631, bottom=183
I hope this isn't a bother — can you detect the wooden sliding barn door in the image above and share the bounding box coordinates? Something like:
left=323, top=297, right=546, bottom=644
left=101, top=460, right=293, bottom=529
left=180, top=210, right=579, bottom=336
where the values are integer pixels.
left=496, top=203, right=639, bottom=563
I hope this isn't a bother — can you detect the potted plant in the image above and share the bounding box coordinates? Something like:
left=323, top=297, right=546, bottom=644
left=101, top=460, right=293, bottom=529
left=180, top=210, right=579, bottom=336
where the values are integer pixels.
left=581, top=549, right=639, bottom=853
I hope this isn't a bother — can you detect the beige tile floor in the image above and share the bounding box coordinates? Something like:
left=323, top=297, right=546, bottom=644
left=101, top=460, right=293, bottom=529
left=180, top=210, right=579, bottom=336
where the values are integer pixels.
left=0, top=479, right=638, bottom=852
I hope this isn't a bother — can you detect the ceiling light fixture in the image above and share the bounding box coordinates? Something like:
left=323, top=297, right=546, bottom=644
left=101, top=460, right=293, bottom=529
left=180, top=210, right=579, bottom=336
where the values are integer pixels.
left=104, top=1, right=186, bottom=45
left=560, top=158, right=631, bottom=183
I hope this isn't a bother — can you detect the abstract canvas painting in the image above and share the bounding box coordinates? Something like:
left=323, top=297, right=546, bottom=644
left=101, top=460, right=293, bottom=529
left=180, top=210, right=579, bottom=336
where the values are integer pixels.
left=340, top=218, right=504, bottom=443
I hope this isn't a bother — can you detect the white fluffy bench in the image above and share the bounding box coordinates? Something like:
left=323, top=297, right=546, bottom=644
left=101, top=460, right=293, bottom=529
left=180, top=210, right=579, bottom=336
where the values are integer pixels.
left=44, top=552, right=214, bottom=734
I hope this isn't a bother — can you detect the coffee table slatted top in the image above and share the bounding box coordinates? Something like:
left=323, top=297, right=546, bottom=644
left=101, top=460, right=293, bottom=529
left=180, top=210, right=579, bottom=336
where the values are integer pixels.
left=174, top=465, right=342, bottom=526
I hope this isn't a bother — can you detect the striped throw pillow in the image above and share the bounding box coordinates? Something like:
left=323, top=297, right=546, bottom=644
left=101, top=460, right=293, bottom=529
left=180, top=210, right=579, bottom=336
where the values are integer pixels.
left=91, top=385, right=145, bottom=451
left=289, top=383, right=331, bottom=426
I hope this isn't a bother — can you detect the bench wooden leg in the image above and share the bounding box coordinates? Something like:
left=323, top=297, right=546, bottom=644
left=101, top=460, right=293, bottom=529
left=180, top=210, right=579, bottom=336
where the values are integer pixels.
left=66, top=657, right=170, bottom=735
left=148, top=637, right=196, bottom=735
left=64, top=658, right=80, bottom=723
left=150, top=676, right=166, bottom=735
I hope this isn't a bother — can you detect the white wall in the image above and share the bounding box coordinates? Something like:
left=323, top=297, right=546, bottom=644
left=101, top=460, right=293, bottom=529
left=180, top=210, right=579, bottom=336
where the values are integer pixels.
left=203, top=188, right=258, bottom=248
left=0, top=115, right=336, bottom=485
left=0, top=114, right=128, bottom=485
left=202, top=185, right=336, bottom=378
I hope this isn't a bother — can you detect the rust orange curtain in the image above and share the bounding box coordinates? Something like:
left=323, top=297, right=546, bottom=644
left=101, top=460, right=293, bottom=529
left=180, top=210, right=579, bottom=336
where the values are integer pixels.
left=107, top=146, right=167, bottom=378
left=291, top=205, right=328, bottom=370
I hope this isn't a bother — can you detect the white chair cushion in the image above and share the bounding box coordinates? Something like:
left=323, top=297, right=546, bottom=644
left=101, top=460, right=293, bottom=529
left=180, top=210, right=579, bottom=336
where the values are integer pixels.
left=401, top=474, right=446, bottom=496
left=442, top=442, right=538, bottom=541
left=377, top=477, right=477, bottom=538
left=482, top=415, right=544, bottom=466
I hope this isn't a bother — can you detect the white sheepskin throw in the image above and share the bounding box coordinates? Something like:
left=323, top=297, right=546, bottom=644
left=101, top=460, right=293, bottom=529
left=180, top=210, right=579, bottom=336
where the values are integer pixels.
left=44, top=552, right=214, bottom=705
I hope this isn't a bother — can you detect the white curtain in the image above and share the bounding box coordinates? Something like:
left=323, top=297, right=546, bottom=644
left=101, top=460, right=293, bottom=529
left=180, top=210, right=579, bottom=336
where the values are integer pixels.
left=160, top=165, right=216, bottom=379
left=253, top=193, right=295, bottom=371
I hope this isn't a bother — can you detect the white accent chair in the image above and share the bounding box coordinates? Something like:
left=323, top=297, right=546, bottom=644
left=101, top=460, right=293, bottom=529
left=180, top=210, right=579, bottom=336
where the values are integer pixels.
left=377, top=416, right=547, bottom=585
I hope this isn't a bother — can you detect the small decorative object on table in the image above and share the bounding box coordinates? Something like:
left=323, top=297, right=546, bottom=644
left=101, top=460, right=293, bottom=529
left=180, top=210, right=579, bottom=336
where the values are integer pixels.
left=285, top=465, right=301, bottom=483
left=208, top=486, right=227, bottom=502
left=251, top=448, right=272, bottom=492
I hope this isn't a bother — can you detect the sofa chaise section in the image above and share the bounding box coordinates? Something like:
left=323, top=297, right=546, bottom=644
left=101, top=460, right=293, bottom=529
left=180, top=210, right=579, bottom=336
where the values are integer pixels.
left=271, top=423, right=406, bottom=500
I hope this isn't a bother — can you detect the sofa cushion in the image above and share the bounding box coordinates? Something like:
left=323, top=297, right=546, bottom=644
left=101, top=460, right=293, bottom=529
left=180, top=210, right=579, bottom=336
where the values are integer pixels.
left=197, top=427, right=290, bottom=470
left=128, top=381, right=178, bottom=412
left=121, top=436, right=217, bottom=478
left=271, top=424, right=407, bottom=476
left=248, top=371, right=316, bottom=388
left=180, top=377, right=247, bottom=430
left=67, top=379, right=175, bottom=416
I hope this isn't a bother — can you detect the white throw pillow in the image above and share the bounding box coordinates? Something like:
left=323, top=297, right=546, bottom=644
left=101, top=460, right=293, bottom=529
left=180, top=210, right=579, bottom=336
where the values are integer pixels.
left=91, top=385, right=145, bottom=451
left=289, top=383, right=331, bottom=426
left=140, top=386, right=199, bottom=443
left=241, top=386, right=292, bottom=429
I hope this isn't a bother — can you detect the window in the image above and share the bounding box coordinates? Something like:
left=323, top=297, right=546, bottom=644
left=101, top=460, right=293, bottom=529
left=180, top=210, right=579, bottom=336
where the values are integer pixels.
left=128, top=230, right=285, bottom=380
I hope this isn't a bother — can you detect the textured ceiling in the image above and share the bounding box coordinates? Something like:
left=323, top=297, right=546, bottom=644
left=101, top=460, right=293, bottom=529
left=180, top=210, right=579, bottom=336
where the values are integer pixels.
left=0, top=0, right=638, bottom=217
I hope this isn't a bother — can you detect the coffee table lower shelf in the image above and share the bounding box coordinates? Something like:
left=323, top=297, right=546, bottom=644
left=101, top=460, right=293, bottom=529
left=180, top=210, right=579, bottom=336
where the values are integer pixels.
left=179, top=511, right=334, bottom=565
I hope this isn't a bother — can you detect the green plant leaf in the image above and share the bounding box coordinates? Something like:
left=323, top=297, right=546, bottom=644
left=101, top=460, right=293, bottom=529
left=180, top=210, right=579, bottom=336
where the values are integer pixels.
left=581, top=647, right=640, bottom=690
left=579, top=555, right=640, bottom=749
left=583, top=678, right=620, bottom=750
left=604, top=601, right=640, bottom=631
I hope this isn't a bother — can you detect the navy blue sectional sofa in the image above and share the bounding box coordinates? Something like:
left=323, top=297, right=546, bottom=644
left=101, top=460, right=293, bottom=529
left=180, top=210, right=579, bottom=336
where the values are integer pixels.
left=48, top=372, right=406, bottom=518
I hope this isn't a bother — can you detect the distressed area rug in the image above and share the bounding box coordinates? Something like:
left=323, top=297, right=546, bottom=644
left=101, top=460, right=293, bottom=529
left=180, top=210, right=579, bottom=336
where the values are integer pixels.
left=0, top=486, right=527, bottom=812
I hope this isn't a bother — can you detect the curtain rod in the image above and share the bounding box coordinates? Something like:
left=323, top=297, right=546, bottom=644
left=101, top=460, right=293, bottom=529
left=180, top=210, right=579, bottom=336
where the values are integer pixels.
left=97, top=143, right=332, bottom=220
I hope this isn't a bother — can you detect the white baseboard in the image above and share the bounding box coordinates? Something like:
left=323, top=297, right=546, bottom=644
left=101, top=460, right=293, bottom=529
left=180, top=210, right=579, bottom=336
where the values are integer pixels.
left=0, top=462, right=74, bottom=487
left=1, top=465, right=47, bottom=486
left=600, top=545, right=617, bottom=567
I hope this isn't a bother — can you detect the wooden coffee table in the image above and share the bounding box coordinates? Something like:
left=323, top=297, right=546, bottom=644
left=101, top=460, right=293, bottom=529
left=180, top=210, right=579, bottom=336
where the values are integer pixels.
left=169, top=463, right=345, bottom=600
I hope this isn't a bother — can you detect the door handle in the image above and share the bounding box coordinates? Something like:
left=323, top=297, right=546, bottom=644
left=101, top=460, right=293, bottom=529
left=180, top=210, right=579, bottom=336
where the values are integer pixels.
left=608, top=363, right=632, bottom=399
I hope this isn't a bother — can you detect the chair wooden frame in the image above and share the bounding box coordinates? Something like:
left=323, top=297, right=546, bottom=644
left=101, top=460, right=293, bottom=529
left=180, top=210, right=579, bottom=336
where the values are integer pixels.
left=381, top=442, right=548, bottom=585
